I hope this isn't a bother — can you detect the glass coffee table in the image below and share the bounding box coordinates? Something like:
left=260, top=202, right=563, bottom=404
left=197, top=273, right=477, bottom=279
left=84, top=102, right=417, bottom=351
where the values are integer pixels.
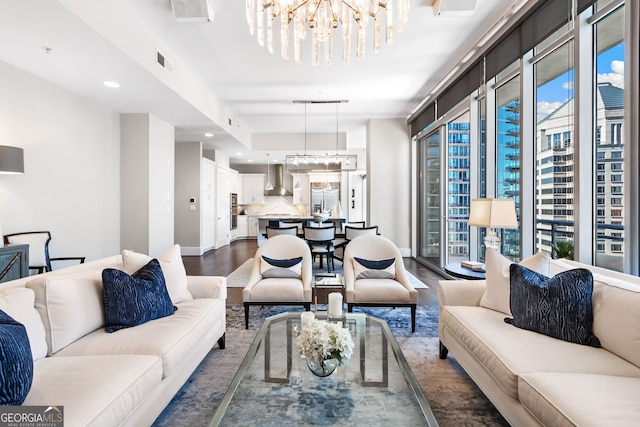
left=209, top=312, right=439, bottom=426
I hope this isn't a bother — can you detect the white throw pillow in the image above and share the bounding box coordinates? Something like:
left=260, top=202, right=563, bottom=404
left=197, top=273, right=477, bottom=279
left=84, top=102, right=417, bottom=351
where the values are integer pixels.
left=122, top=244, right=193, bottom=304
left=26, top=271, right=104, bottom=355
left=0, top=288, right=48, bottom=360
left=480, top=248, right=550, bottom=316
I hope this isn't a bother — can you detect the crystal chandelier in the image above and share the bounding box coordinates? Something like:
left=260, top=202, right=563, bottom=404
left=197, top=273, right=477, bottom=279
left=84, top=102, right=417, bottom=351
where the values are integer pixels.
left=245, top=0, right=410, bottom=65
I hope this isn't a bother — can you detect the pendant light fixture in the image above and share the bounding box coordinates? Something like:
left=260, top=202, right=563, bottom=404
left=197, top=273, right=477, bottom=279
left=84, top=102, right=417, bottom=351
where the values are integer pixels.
left=265, top=153, right=274, bottom=191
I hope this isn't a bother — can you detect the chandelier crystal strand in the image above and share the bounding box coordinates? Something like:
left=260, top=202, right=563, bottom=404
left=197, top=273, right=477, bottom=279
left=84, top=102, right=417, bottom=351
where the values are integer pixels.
left=256, top=3, right=264, bottom=47
left=266, top=6, right=274, bottom=54
left=246, top=0, right=255, bottom=34
left=386, top=0, right=394, bottom=45
left=374, top=9, right=381, bottom=53
left=325, top=10, right=333, bottom=65
left=281, top=6, right=290, bottom=59
left=342, top=2, right=351, bottom=63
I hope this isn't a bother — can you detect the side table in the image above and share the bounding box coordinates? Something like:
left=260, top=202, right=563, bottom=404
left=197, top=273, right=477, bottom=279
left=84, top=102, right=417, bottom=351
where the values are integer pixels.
left=312, top=273, right=344, bottom=311
left=444, top=262, right=486, bottom=280
left=0, top=244, right=29, bottom=283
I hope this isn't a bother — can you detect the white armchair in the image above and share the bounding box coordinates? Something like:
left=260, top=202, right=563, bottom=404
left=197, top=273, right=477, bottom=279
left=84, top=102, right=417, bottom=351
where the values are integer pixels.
left=243, top=234, right=313, bottom=328
left=343, top=234, right=418, bottom=332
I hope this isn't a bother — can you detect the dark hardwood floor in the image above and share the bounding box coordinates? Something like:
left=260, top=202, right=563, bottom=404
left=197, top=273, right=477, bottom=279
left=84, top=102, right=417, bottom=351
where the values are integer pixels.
left=182, top=239, right=447, bottom=306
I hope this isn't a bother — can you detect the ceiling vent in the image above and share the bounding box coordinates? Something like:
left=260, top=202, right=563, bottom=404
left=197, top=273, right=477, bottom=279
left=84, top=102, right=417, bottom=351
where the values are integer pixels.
left=170, top=0, right=215, bottom=23
left=432, top=0, right=477, bottom=17
left=156, top=50, right=174, bottom=75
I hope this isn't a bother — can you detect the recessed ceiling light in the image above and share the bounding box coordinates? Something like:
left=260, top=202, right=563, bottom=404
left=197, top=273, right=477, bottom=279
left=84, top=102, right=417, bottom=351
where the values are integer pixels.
left=236, top=152, right=243, bottom=156
left=248, top=159, right=253, bottom=162
left=204, top=133, right=214, bottom=137
left=103, top=81, right=120, bottom=88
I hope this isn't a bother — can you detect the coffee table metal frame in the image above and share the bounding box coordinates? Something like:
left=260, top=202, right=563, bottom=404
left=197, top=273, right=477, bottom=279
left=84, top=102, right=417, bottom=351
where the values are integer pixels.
left=208, top=311, right=439, bottom=426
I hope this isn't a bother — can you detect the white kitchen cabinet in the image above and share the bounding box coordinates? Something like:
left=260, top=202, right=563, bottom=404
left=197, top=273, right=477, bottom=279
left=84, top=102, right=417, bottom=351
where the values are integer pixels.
left=235, top=215, right=248, bottom=238
left=247, top=216, right=258, bottom=237
left=229, top=169, right=239, bottom=194
left=239, top=174, right=265, bottom=205
left=292, top=173, right=310, bottom=204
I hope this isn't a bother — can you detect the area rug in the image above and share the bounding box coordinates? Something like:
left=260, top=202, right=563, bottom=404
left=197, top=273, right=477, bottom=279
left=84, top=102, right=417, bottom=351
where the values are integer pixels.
left=152, top=304, right=508, bottom=427
left=226, top=259, right=428, bottom=289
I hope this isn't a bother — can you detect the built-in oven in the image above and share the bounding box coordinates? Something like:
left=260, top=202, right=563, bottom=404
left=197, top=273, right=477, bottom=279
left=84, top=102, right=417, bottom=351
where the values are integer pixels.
left=230, top=193, right=238, bottom=230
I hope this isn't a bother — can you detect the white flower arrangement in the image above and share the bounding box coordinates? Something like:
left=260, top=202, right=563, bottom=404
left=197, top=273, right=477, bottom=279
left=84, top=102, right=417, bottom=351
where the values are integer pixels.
left=296, top=318, right=355, bottom=366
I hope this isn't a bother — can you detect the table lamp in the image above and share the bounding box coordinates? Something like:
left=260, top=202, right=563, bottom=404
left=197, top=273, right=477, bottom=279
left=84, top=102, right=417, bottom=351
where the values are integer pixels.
left=468, top=198, right=518, bottom=252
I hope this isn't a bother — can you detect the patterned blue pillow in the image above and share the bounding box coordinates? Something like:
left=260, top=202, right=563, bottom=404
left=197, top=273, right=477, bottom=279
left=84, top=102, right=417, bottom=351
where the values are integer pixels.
left=505, top=264, right=601, bottom=347
left=102, top=259, right=176, bottom=333
left=0, top=310, right=33, bottom=405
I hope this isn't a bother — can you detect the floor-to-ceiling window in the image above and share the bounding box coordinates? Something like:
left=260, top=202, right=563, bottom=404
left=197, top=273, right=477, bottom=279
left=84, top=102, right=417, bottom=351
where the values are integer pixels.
left=534, top=31, right=576, bottom=257
left=418, top=131, right=441, bottom=266
left=447, top=111, right=471, bottom=263
left=495, top=63, right=521, bottom=260
left=594, top=2, right=625, bottom=271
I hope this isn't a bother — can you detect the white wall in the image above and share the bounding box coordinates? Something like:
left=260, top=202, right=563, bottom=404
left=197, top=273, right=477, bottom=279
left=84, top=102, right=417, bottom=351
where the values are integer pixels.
left=175, top=142, right=203, bottom=251
left=367, top=118, right=411, bottom=255
left=0, top=60, right=121, bottom=261
left=121, top=113, right=174, bottom=257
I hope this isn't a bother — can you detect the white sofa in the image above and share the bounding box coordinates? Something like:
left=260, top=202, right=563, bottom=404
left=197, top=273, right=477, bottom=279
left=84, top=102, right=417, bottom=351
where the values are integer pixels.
left=438, top=257, right=640, bottom=427
left=0, top=249, right=226, bottom=427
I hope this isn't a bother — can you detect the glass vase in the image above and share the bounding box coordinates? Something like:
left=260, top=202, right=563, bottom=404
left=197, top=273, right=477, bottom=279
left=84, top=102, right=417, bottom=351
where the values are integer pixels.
left=306, top=358, right=338, bottom=377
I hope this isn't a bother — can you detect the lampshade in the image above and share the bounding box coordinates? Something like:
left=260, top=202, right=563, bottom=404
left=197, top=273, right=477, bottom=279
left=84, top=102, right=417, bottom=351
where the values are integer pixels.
left=468, top=198, right=518, bottom=229
left=0, top=145, right=24, bottom=174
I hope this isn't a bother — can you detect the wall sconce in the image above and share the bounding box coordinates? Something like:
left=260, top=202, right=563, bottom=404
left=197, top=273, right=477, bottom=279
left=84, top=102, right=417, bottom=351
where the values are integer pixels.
left=0, top=146, right=24, bottom=174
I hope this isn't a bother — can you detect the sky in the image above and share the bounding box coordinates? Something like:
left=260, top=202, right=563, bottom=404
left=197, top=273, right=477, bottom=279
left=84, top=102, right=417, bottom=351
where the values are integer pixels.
left=536, top=43, right=624, bottom=122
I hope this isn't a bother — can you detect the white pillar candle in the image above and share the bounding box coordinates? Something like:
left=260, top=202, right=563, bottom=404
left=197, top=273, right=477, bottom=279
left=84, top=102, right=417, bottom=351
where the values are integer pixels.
left=300, top=311, right=315, bottom=329
left=328, top=292, right=343, bottom=318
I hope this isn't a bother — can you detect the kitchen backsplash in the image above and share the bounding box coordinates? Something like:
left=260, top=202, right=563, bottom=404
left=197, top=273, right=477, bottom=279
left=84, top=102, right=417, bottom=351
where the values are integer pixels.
left=241, top=196, right=308, bottom=216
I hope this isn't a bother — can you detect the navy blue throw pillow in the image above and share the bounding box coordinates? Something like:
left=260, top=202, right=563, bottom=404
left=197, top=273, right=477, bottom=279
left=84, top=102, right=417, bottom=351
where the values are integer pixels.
left=0, top=310, right=33, bottom=405
left=262, top=256, right=303, bottom=268
left=505, top=264, right=601, bottom=347
left=102, top=259, right=176, bottom=333
left=353, top=257, right=395, bottom=270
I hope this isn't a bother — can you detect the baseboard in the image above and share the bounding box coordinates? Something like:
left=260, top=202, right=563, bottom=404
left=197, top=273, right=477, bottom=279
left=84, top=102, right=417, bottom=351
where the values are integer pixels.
left=181, top=246, right=204, bottom=256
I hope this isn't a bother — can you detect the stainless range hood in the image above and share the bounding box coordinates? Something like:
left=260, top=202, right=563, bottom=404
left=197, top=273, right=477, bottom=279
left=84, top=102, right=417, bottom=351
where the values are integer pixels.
left=264, top=164, right=292, bottom=196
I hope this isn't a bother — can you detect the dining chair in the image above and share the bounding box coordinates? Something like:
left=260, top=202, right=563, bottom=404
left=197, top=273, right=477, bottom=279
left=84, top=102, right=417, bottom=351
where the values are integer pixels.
left=4, top=231, right=85, bottom=274
left=278, top=221, right=304, bottom=235
left=333, top=225, right=380, bottom=263
left=303, top=225, right=336, bottom=273
left=265, top=225, right=299, bottom=238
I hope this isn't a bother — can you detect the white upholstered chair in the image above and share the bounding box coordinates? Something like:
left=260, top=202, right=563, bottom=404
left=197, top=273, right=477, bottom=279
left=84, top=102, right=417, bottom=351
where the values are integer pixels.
left=343, top=234, right=418, bottom=332
left=243, top=234, right=312, bottom=328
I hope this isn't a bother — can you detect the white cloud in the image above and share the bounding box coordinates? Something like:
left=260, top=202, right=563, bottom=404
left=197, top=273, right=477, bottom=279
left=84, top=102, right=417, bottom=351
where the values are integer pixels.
left=562, top=81, right=574, bottom=91
left=537, top=101, right=563, bottom=122
left=597, top=59, right=624, bottom=88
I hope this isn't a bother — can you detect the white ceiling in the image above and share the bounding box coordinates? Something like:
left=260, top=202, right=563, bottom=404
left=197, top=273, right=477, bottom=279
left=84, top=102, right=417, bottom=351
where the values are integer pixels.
left=0, top=0, right=523, bottom=166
